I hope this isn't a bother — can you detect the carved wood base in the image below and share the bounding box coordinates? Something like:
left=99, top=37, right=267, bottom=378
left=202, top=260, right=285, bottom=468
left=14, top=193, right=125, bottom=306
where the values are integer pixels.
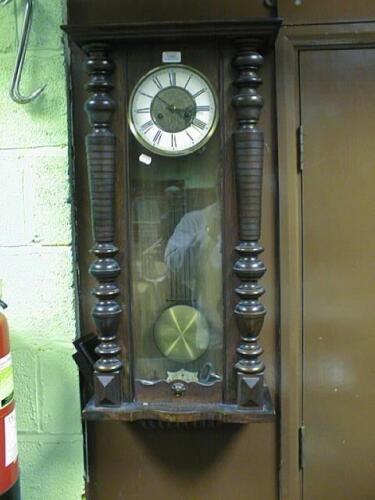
left=83, top=391, right=274, bottom=423
left=237, top=373, right=265, bottom=408
left=94, top=371, right=122, bottom=407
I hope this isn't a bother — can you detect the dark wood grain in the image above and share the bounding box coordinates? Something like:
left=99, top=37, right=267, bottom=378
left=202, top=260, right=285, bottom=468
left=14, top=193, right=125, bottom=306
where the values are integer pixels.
left=62, top=19, right=281, bottom=46
left=66, top=18, right=280, bottom=419
left=83, top=396, right=275, bottom=423
left=232, top=41, right=269, bottom=408
left=67, top=0, right=275, bottom=25
left=84, top=43, right=123, bottom=406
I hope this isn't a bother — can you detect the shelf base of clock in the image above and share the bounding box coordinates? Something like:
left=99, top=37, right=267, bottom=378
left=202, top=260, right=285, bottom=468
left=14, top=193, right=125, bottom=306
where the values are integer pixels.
left=82, top=388, right=274, bottom=424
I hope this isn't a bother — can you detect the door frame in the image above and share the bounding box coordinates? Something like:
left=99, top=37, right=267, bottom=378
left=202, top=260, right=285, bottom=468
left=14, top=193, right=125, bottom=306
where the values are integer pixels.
left=276, top=21, right=375, bottom=500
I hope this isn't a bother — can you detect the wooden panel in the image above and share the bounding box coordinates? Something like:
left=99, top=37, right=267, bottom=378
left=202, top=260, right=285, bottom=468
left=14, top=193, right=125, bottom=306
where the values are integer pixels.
left=88, top=422, right=277, bottom=500
left=277, top=23, right=375, bottom=500
left=279, top=0, right=375, bottom=24
left=68, top=0, right=274, bottom=26
left=301, top=48, right=375, bottom=500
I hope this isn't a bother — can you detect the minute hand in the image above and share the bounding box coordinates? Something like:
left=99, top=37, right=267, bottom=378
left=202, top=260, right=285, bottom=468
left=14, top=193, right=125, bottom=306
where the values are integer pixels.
left=155, top=94, right=174, bottom=111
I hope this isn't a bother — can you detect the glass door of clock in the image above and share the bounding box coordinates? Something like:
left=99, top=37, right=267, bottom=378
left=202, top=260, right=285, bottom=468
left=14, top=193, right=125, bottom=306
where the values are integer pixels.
left=129, top=148, right=223, bottom=398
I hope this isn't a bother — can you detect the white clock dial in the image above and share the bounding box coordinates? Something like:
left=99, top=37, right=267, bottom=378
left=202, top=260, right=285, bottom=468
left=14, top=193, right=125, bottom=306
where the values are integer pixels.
left=128, top=64, right=219, bottom=157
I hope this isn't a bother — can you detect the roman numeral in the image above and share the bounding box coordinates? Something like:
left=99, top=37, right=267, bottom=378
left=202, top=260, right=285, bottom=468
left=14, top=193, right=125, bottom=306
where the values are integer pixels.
left=140, top=120, right=153, bottom=134
left=140, top=91, right=153, bottom=99
left=196, top=105, right=210, bottom=112
left=152, top=76, right=163, bottom=90
left=193, top=88, right=207, bottom=98
left=171, top=134, right=177, bottom=149
left=153, top=130, right=163, bottom=145
left=185, top=130, right=194, bottom=143
left=184, top=75, right=192, bottom=89
left=169, top=70, right=176, bottom=87
left=136, top=107, right=150, bottom=114
left=192, top=118, right=207, bottom=131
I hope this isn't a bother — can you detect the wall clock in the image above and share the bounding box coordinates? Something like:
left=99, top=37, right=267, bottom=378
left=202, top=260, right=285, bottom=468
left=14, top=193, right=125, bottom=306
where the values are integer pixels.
left=128, top=64, right=218, bottom=156
left=64, top=18, right=281, bottom=424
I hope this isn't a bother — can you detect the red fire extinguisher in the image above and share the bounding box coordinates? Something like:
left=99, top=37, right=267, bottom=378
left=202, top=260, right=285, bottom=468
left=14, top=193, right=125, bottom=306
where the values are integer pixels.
left=0, top=299, right=20, bottom=499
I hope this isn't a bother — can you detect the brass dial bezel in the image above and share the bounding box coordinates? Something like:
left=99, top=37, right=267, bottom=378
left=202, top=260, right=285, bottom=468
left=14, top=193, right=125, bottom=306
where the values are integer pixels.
left=128, top=64, right=219, bottom=157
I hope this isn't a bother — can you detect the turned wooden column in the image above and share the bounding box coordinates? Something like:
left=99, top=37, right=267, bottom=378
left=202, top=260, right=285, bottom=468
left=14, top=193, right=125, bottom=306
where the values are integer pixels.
left=232, top=41, right=267, bottom=408
left=84, top=43, right=123, bottom=406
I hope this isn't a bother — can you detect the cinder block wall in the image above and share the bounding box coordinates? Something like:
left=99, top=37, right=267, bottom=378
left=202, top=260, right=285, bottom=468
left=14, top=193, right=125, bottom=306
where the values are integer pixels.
left=0, top=1, right=84, bottom=498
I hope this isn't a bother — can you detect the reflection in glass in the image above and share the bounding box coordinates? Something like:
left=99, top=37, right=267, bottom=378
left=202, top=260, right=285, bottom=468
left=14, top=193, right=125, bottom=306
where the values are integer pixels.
left=130, top=154, right=223, bottom=390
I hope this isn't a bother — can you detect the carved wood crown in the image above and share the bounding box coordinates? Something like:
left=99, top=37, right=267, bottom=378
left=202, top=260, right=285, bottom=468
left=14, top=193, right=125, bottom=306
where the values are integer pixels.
left=62, top=19, right=281, bottom=47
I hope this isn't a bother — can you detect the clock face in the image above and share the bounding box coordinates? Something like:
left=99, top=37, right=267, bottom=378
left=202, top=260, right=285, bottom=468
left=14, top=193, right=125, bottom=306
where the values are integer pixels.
left=129, top=64, right=218, bottom=157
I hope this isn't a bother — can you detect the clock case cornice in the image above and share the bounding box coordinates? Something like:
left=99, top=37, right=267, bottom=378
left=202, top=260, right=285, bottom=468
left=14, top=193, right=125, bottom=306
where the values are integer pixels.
left=65, top=17, right=281, bottom=424
left=62, top=18, right=281, bottom=48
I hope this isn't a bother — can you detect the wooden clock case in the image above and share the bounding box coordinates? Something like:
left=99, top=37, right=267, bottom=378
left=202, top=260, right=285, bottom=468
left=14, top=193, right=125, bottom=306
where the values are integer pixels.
left=63, top=17, right=281, bottom=424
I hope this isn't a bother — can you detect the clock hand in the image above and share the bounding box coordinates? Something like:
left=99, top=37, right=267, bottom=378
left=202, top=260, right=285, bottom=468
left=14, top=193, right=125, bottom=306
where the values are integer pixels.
left=155, top=94, right=175, bottom=112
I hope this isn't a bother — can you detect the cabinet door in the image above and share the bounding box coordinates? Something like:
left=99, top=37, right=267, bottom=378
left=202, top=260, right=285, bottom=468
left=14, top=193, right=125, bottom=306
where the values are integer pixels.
left=300, top=48, right=375, bottom=500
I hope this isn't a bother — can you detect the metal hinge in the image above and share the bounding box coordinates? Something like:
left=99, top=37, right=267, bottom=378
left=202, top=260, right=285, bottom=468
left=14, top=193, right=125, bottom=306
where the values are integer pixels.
left=297, top=124, right=304, bottom=172
left=299, top=425, right=305, bottom=470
